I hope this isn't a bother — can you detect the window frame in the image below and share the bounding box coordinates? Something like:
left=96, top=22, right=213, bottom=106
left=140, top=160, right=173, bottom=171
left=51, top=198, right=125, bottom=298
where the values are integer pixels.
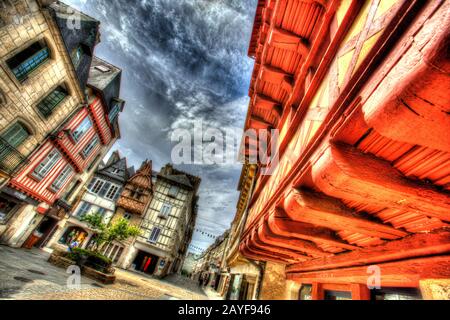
left=36, top=85, right=68, bottom=119
left=32, top=149, right=61, bottom=181
left=81, top=136, right=99, bottom=158
left=72, top=117, right=93, bottom=142
left=159, top=203, right=172, bottom=219
left=148, top=227, right=161, bottom=244
left=6, top=39, right=51, bottom=83
left=50, top=164, right=73, bottom=192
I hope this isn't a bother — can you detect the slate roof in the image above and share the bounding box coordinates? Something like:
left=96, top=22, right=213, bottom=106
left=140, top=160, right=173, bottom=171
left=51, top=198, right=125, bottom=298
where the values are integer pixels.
left=87, top=57, right=124, bottom=113
left=48, top=2, right=100, bottom=92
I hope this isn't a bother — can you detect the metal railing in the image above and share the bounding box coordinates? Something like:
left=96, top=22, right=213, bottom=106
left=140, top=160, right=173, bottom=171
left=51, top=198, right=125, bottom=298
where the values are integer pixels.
left=0, top=137, right=28, bottom=175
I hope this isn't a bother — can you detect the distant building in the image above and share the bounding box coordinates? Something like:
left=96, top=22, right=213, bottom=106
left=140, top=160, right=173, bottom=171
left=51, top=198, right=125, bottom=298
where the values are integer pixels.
left=118, top=164, right=201, bottom=278
left=182, top=252, right=200, bottom=276
left=47, top=151, right=133, bottom=260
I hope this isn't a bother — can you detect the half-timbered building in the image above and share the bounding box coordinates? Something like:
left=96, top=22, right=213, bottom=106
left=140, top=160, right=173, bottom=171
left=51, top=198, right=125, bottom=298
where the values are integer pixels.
left=239, top=0, right=450, bottom=300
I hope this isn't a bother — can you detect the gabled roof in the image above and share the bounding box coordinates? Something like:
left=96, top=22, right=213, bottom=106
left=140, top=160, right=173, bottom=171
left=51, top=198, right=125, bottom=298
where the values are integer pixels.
left=96, top=151, right=131, bottom=183
left=48, top=2, right=100, bottom=91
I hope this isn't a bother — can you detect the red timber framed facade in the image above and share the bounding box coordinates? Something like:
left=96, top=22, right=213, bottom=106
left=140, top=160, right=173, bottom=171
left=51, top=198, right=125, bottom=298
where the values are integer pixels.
left=239, top=0, right=450, bottom=300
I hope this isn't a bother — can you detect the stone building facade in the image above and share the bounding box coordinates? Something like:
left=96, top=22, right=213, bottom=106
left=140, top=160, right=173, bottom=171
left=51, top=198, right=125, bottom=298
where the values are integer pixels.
left=0, top=1, right=124, bottom=250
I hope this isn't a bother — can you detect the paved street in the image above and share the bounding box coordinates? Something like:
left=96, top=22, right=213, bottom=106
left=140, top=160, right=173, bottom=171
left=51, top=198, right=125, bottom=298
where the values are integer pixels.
left=0, top=245, right=208, bottom=300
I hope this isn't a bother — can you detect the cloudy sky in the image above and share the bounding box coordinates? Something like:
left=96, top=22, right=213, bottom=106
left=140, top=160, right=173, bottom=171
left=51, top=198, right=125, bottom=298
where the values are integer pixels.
left=64, top=0, right=257, bottom=253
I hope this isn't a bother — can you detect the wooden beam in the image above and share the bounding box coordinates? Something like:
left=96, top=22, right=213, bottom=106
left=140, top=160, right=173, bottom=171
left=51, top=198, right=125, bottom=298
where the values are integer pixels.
left=287, top=229, right=450, bottom=273
left=312, top=142, right=450, bottom=222
left=240, top=240, right=292, bottom=264
left=268, top=27, right=310, bottom=56
left=258, top=220, right=330, bottom=258
left=259, top=64, right=293, bottom=92
left=351, top=283, right=371, bottom=300
left=253, top=94, right=283, bottom=121
left=287, top=256, right=450, bottom=287
left=269, top=210, right=359, bottom=251
left=250, top=116, right=272, bottom=130
left=251, top=229, right=310, bottom=262
left=284, top=188, right=408, bottom=239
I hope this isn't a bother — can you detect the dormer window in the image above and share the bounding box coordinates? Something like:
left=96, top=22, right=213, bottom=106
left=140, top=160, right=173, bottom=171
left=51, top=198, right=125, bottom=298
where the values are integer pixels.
left=70, top=45, right=86, bottom=69
left=7, top=40, right=50, bottom=82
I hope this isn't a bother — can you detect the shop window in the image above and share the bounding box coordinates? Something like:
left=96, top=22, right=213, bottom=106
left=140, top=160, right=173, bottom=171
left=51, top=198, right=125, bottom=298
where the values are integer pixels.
left=7, top=40, right=50, bottom=82
left=32, top=149, right=61, bottom=180
left=371, top=287, right=422, bottom=300
left=324, top=290, right=352, bottom=300
left=37, top=85, right=68, bottom=118
left=72, top=117, right=92, bottom=142
left=0, top=196, right=19, bottom=224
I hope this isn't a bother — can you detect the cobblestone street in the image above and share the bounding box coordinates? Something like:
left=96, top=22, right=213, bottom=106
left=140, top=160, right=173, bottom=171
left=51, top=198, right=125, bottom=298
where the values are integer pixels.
left=0, top=246, right=208, bottom=300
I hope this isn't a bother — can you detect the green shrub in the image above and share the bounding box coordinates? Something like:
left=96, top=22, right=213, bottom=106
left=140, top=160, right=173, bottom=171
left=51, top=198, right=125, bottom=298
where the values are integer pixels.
left=70, top=248, right=112, bottom=273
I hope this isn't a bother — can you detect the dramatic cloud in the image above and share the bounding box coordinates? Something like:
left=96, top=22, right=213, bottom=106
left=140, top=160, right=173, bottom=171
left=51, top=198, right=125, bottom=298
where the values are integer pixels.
left=64, top=0, right=257, bottom=252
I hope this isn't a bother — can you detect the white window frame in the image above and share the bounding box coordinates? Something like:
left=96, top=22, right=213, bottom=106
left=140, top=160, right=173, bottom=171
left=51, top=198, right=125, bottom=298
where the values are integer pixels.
left=105, top=184, right=120, bottom=200
left=159, top=203, right=172, bottom=219
left=89, top=178, right=105, bottom=194
left=51, top=165, right=73, bottom=192
left=72, top=117, right=92, bottom=142
left=81, top=136, right=99, bottom=158
left=32, top=149, right=61, bottom=180
left=75, top=201, right=91, bottom=218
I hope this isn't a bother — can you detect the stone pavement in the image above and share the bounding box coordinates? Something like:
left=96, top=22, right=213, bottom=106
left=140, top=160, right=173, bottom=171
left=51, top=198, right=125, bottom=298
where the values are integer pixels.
left=0, top=245, right=208, bottom=300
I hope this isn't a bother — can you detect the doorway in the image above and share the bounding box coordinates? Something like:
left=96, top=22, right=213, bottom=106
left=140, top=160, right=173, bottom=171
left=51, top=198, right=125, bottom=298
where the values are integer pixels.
left=22, top=216, right=58, bottom=249
left=132, top=250, right=159, bottom=275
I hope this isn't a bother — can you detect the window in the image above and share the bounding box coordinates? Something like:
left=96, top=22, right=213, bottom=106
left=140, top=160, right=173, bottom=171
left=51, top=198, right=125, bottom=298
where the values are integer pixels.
left=168, top=185, right=179, bottom=197
left=124, top=213, right=132, bottom=220
left=37, top=86, right=67, bottom=118
left=51, top=165, right=73, bottom=192
left=148, top=227, right=161, bottom=243
left=108, top=102, right=121, bottom=121
left=81, top=136, right=99, bottom=158
left=75, top=201, right=91, bottom=218
left=72, top=117, right=92, bottom=142
left=7, top=41, right=50, bottom=82
left=89, top=178, right=105, bottom=194
left=88, top=178, right=120, bottom=200
left=105, top=184, right=120, bottom=200
left=70, top=46, right=84, bottom=69
left=97, top=207, right=106, bottom=217
left=159, top=203, right=172, bottom=219
left=32, top=149, right=61, bottom=180
left=1, top=122, right=30, bottom=148
left=0, top=196, right=19, bottom=224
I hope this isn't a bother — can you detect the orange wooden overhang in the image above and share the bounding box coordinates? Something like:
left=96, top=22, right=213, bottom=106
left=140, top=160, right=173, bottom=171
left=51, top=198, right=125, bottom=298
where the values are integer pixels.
left=239, top=0, right=450, bottom=288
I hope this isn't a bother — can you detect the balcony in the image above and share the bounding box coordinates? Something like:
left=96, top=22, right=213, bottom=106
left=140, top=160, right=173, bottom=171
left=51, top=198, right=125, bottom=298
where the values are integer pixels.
left=0, top=137, right=28, bottom=175
left=116, top=195, right=145, bottom=215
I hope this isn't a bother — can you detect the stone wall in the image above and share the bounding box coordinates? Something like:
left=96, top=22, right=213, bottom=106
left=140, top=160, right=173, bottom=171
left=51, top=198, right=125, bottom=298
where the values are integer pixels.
left=0, top=0, right=83, bottom=157
left=259, top=261, right=288, bottom=300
